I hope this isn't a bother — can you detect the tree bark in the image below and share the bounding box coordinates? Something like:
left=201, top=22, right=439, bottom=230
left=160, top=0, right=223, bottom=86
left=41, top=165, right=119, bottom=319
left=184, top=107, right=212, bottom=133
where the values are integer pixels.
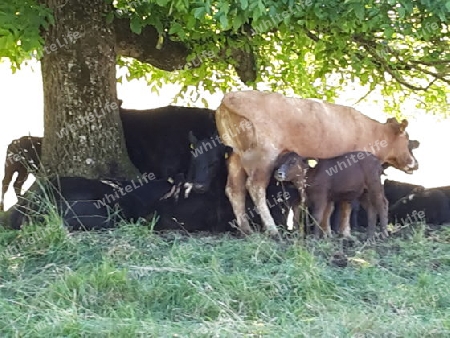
left=114, top=18, right=189, bottom=72
left=41, top=0, right=139, bottom=179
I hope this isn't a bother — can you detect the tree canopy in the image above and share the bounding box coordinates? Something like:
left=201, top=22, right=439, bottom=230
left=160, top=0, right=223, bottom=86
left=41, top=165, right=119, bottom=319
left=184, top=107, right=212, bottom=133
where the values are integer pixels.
left=1, top=0, right=449, bottom=113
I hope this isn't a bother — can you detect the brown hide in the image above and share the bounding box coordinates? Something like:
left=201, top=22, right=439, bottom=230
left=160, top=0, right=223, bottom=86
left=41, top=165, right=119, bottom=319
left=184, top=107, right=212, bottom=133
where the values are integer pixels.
left=215, top=90, right=417, bottom=236
left=216, top=90, right=417, bottom=173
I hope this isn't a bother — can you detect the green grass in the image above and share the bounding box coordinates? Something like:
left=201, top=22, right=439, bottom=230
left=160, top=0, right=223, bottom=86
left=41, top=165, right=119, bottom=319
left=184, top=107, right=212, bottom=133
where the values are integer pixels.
left=1, top=214, right=450, bottom=337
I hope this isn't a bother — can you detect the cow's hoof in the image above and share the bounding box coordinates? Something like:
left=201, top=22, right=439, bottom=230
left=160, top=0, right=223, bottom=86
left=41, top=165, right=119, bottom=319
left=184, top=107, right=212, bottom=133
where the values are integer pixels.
left=239, top=226, right=254, bottom=236
left=365, top=234, right=376, bottom=244
left=265, top=227, right=279, bottom=238
left=339, top=233, right=357, bottom=242
left=380, top=229, right=389, bottom=239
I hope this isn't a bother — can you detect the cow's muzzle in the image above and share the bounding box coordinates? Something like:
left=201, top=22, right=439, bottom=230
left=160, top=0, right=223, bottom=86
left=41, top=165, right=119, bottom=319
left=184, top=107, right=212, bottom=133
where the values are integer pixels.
left=192, top=183, right=208, bottom=193
left=274, top=170, right=286, bottom=182
left=404, top=158, right=419, bottom=174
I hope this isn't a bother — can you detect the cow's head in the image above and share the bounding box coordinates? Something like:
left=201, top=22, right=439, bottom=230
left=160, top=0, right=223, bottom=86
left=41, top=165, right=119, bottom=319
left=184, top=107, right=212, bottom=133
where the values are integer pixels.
left=382, top=138, right=420, bottom=173
left=384, top=118, right=419, bottom=174
left=273, top=152, right=309, bottom=183
left=187, top=131, right=232, bottom=193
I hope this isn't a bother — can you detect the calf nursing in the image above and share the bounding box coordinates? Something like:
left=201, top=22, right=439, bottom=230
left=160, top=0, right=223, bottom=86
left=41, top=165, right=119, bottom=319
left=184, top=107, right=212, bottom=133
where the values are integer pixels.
left=274, top=151, right=388, bottom=240
left=216, top=90, right=418, bottom=237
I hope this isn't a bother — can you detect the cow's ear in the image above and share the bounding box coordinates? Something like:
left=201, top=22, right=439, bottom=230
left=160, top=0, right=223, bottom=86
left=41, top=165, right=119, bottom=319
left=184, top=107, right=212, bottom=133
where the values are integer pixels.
left=410, top=140, right=420, bottom=150
left=188, top=131, right=197, bottom=147
left=386, top=117, right=397, bottom=124
left=399, top=119, right=408, bottom=132
left=306, top=158, right=318, bottom=168
left=224, top=146, right=233, bottom=159
left=386, top=117, right=407, bottom=135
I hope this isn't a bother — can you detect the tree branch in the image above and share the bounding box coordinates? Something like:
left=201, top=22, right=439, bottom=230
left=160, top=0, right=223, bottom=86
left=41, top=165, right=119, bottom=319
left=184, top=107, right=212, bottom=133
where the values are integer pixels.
left=114, top=18, right=190, bottom=71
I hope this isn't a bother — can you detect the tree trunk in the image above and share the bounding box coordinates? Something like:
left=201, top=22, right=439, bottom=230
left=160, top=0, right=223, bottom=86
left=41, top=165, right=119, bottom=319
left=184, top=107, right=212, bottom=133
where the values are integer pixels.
left=40, top=0, right=138, bottom=179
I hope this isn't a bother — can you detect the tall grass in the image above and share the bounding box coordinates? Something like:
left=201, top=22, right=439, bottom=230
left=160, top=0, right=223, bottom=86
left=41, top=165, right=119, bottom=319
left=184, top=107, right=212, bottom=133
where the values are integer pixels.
left=1, top=207, right=449, bottom=337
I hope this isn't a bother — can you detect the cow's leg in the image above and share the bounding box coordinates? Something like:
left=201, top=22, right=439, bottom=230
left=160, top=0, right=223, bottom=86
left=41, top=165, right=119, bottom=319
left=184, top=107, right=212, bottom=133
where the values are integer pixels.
left=321, top=201, right=335, bottom=238
left=338, top=201, right=353, bottom=238
left=292, top=201, right=304, bottom=237
left=246, top=166, right=278, bottom=236
left=1, top=167, right=15, bottom=211
left=365, top=205, right=377, bottom=241
left=13, top=170, right=28, bottom=198
left=225, top=153, right=253, bottom=235
left=373, top=193, right=389, bottom=239
left=361, top=191, right=378, bottom=241
left=311, top=198, right=331, bottom=238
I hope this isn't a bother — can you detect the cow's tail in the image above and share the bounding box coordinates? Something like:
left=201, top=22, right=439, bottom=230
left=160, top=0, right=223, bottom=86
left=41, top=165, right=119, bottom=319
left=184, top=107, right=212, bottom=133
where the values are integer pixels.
left=216, top=103, right=256, bottom=152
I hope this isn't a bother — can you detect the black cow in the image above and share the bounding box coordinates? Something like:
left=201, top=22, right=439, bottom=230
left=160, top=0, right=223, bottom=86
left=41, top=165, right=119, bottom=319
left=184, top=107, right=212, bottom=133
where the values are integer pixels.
left=1, top=105, right=216, bottom=210
left=182, top=132, right=299, bottom=234
left=427, top=186, right=450, bottom=202
left=1, top=136, right=42, bottom=211
left=8, top=177, right=119, bottom=230
left=8, top=176, right=178, bottom=231
left=383, top=179, right=425, bottom=206
left=119, top=105, right=216, bottom=179
left=389, top=188, right=450, bottom=226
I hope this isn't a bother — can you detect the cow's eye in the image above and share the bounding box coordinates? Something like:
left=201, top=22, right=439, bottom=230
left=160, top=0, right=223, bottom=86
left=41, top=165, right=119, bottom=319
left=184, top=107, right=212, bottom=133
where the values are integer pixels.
left=190, top=144, right=195, bottom=149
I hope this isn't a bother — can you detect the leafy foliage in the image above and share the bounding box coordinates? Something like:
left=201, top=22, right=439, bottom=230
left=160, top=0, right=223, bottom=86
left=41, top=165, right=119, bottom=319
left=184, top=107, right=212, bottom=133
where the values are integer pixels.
left=0, top=0, right=52, bottom=71
left=115, top=0, right=450, bottom=111
left=2, top=0, right=450, bottom=112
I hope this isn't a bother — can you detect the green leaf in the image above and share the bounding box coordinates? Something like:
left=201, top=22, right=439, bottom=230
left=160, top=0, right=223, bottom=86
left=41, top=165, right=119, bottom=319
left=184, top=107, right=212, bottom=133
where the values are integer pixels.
left=354, top=4, right=365, bottom=21
left=384, top=26, right=394, bottom=39
left=219, top=15, right=229, bottom=30
left=240, top=0, right=249, bottom=10
left=168, top=22, right=183, bottom=35
left=186, top=16, right=196, bottom=29
left=232, top=15, right=243, bottom=31
left=192, top=7, right=205, bottom=19
left=130, top=17, right=142, bottom=34
left=156, top=0, right=170, bottom=6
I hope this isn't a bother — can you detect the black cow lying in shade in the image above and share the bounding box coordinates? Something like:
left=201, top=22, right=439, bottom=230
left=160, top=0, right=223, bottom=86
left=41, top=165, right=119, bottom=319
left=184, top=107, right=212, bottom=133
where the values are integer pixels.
left=2, top=105, right=217, bottom=210
left=1, top=136, right=42, bottom=211
left=388, top=188, right=450, bottom=227
left=383, top=179, right=425, bottom=206
left=7, top=176, right=179, bottom=231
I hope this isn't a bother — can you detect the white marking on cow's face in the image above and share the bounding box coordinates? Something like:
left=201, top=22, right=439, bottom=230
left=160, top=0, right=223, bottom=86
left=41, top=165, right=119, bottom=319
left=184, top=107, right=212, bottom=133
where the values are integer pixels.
left=408, top=194, right=415, bottom=201
left=407, top=157, right=417, bottom=169
left=184, top=182, right=193, bottom=198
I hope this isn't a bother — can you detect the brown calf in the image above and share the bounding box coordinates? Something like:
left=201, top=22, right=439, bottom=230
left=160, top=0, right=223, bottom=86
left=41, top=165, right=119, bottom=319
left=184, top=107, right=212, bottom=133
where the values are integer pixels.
left=1, top=136, right=42, bottom=211
left=216, top=90, right=416, bottom=236
left=274, top=151, right=388, bottom=240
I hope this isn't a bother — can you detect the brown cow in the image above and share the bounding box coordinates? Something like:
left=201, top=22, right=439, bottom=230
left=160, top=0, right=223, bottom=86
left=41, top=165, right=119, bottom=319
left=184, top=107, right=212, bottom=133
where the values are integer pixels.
left=274, top=151, right=388, bottom=240
left=215, top=90, right=418, bottom=237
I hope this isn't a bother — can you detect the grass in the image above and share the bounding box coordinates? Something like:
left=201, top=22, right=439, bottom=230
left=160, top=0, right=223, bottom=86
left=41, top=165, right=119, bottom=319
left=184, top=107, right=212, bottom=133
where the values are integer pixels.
left=0, top=211, right=450, bottom=337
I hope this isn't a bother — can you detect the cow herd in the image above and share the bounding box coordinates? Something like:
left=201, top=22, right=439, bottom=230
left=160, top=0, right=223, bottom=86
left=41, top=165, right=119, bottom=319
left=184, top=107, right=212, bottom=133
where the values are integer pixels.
left=2, top=91, right=450, bottom=241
